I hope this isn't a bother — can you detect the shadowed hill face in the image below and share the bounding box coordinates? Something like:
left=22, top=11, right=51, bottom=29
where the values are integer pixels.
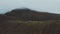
left=5, top=8, right=60, bottom=21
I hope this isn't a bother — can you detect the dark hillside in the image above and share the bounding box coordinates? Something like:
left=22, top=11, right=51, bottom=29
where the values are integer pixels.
left=5, top=8, right=60, bottom=21
left=0, top=14, right=17, bottom=23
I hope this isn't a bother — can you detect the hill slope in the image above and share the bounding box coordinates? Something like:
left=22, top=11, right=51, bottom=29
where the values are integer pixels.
left=5, top=8, right=60, bottom=21
left=0, top=8, right=60, bottom=34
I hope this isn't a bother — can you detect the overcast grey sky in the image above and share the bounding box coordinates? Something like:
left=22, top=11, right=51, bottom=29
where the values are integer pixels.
left=0, top=0, right=60, bottom=14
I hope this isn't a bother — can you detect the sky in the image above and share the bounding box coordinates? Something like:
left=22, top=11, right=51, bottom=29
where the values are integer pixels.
left=0, top=0, right=60, bottom=14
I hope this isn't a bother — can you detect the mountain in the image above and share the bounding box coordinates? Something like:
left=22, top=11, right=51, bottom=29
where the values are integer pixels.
left=0, top=8, right=60, bottom=34
left=5, top=8, right=60, bottom=21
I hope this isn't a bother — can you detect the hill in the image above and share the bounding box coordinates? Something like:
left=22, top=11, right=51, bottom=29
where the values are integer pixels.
left=0, top=8, right=60, bottom=34
left=5, top=8, right=60, bottom=21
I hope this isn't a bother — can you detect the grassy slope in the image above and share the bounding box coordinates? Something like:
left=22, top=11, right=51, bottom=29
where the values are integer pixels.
left=0, top=19, right=60, bottom=34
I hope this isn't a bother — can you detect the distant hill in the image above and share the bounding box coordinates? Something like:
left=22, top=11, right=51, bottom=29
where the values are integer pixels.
left=0, top=8, right=60, bottom=34
left=5, top=8, right=60, bottom=21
